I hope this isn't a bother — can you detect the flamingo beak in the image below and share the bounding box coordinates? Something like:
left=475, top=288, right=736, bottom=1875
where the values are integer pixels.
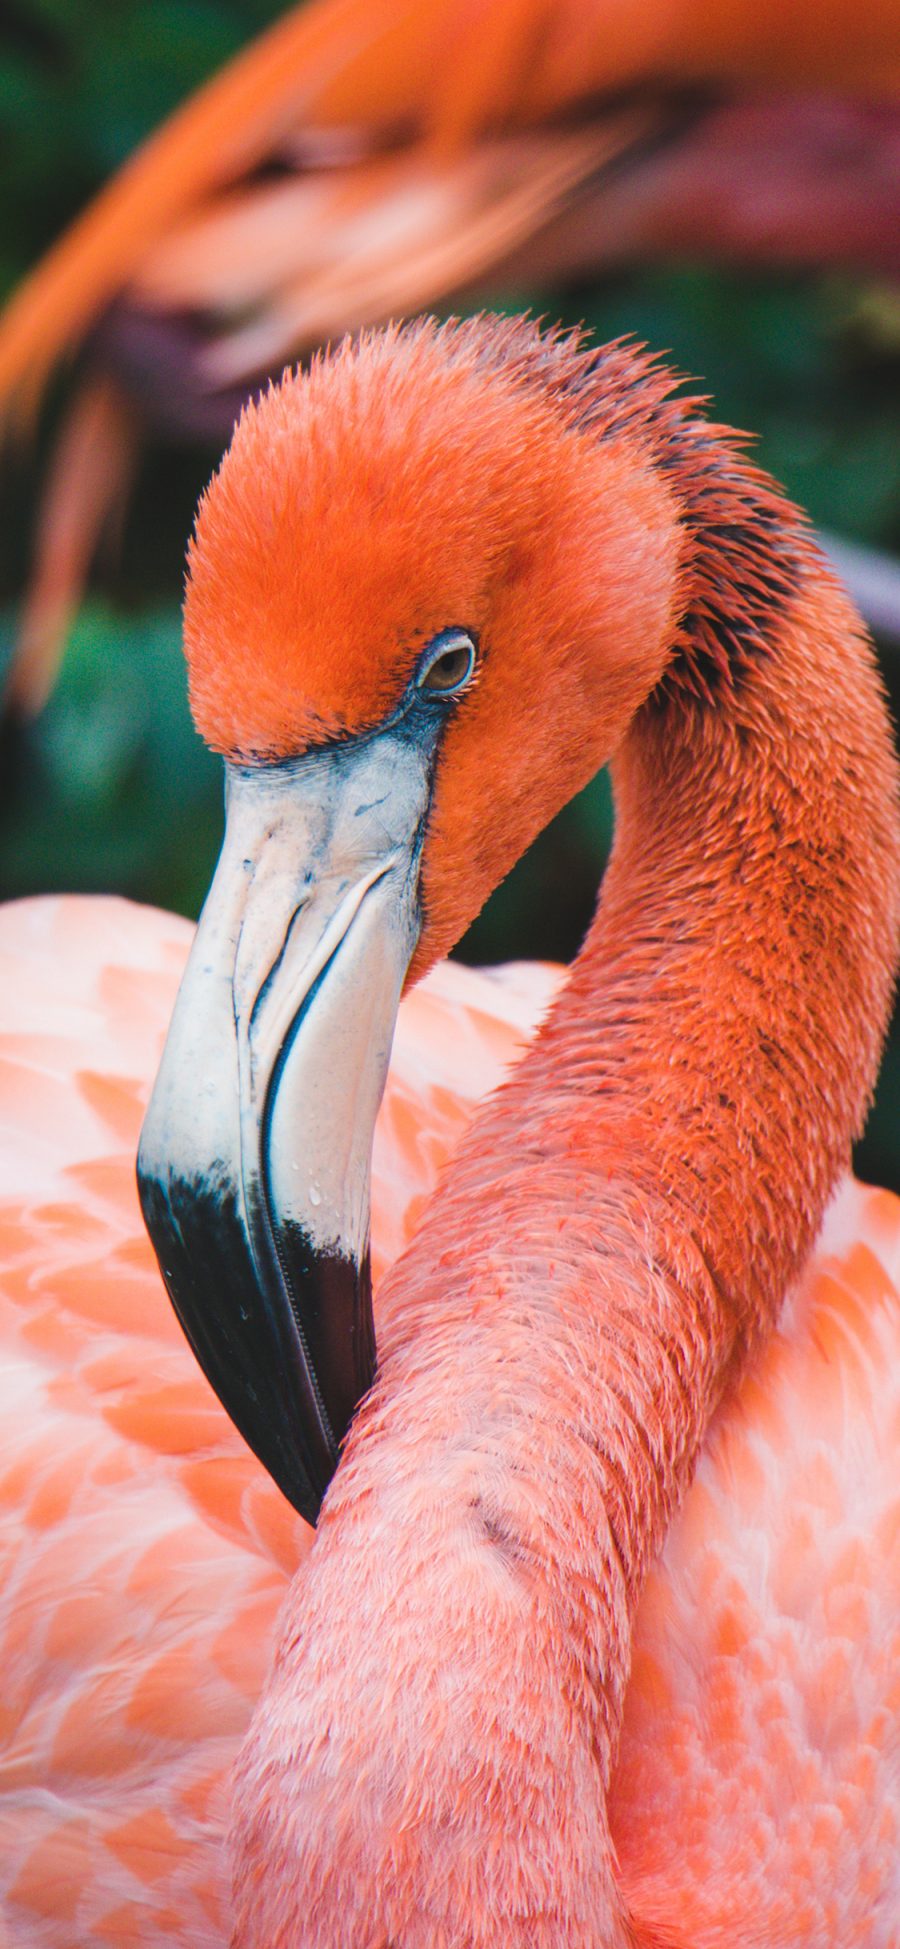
left=137, top=726, right=433, bottom=1524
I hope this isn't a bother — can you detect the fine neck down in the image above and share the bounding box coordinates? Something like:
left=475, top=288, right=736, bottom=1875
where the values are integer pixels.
left=373, top=447, right=900, bottom=1608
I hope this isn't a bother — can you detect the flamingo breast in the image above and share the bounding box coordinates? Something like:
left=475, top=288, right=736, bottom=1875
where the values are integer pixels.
left=0, top=895, right=897, bottom=1946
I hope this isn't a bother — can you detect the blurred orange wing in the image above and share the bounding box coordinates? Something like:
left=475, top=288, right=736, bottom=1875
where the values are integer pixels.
left=1, top=0, right=899, bottom=417
left=2, top=0, right=900, bottom=716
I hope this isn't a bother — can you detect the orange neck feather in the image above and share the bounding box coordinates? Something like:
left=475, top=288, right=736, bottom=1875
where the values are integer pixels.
left=371, top=535, right=898, bottom=1702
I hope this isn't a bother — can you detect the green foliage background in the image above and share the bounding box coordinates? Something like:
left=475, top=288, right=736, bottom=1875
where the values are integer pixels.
left=2, top=0, right=899, bottom=1185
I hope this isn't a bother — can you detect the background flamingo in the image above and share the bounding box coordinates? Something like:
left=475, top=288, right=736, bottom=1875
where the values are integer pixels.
left=1, top=0, right=900, bottom=712
left=1, top=314, right=898, bottom=1942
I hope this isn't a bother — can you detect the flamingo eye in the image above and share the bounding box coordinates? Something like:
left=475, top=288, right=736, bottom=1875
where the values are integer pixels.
left=416, top=629, right=477, bottom=696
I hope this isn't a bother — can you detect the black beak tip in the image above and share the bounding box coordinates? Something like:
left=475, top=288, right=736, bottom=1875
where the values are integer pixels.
left=136, top=1155, right=375, bottom=1527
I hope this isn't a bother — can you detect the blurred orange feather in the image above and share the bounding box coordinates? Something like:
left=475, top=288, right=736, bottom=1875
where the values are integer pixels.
left=2, top=0, right=900, bottom=713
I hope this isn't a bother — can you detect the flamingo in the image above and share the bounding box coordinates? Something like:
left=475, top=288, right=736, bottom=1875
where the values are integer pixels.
left=2, top=0, right=900, bottom=712
left=1, top=311, right=899, bottom=1945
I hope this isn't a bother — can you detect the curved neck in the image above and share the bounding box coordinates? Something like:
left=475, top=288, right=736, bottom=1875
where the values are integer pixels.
left=510, top=571, right=899, bottom=1614
left=379, top=509, right=899, bottom=1590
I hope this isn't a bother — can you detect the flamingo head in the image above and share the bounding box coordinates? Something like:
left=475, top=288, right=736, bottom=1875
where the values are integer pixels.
left=137, top=315, right=683, bottom=1523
